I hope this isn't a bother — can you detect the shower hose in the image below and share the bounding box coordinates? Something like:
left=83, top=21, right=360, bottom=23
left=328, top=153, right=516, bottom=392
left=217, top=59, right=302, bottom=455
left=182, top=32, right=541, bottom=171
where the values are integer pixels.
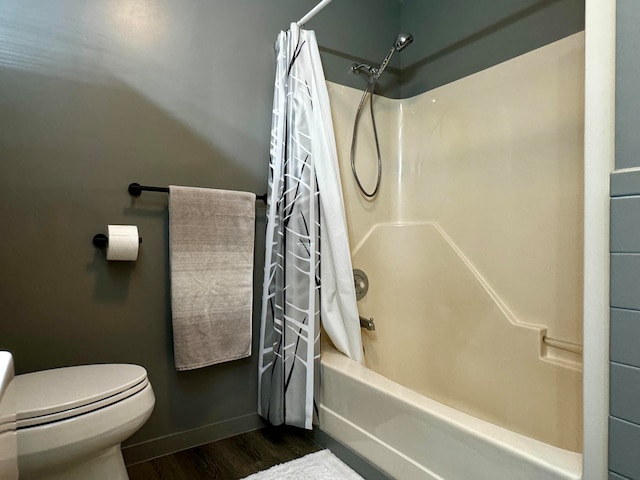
left=350, top=78, right=382, bottom=198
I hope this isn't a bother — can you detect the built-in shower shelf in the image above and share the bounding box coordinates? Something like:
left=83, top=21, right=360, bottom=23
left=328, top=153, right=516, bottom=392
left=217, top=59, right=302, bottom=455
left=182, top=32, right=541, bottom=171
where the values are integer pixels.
left=542, top=336, right=583, bottom=368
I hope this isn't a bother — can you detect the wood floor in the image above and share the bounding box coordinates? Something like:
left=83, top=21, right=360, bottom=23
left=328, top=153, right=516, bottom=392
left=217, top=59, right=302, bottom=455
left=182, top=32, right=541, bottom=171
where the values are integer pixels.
left=126, top=426, right=324, bottom=480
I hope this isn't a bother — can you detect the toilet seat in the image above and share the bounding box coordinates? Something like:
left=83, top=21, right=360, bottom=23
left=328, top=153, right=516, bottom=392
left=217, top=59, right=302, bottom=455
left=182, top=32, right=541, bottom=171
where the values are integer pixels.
left=15, top=364, right=149, bottom=429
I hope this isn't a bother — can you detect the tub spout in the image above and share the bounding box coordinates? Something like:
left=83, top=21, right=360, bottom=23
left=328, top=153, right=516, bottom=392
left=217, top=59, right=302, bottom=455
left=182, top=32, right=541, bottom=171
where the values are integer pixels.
left=359, top=316, right=375, bottom=331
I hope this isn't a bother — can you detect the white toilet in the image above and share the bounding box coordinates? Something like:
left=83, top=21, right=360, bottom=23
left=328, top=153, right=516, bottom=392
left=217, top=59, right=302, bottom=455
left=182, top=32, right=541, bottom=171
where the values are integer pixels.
left=14, top=363, right=155, bottom=480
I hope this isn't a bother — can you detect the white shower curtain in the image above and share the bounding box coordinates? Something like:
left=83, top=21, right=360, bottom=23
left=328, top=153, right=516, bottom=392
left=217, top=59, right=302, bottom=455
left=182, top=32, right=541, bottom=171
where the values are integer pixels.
left=258, top=23, right=363, bottom=429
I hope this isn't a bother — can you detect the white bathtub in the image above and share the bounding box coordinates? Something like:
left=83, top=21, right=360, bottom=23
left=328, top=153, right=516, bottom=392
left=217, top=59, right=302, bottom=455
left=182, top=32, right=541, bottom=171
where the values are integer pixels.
left=319, top=342, right=582, bottom=480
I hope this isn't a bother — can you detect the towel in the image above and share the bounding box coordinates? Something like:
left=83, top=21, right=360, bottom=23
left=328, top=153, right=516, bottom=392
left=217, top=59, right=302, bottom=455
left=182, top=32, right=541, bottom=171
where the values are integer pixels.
left=169, top=186, right=256, bottom=370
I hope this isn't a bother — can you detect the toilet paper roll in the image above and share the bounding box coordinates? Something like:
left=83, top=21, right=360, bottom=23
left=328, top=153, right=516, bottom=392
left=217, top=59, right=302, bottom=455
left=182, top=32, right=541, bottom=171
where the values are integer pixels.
left=106, top=225, right=139, bottom=261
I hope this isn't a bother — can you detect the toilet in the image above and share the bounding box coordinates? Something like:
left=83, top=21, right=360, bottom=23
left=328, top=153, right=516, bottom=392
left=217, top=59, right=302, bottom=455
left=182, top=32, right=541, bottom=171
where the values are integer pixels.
left=14, top=363, right=155, bottom=480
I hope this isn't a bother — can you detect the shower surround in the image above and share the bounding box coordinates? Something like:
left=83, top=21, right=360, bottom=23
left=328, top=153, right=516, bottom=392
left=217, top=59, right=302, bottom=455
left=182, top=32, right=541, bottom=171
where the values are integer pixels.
left=321, top=32, right=584, bottom=479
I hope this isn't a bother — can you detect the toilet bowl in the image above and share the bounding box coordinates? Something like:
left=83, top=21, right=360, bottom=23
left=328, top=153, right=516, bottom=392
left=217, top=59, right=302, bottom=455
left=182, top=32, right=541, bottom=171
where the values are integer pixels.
left=14, top=363, right=155, bottom=480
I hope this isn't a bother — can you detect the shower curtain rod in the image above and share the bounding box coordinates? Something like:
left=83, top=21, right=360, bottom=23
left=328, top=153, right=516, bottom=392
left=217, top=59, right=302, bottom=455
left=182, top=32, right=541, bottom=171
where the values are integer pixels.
left=297, top=0, right=333, bottom=26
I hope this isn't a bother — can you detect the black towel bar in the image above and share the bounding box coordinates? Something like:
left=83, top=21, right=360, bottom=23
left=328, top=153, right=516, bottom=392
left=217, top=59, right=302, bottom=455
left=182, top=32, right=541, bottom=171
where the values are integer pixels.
left=128, top=183, right=267, bottom=203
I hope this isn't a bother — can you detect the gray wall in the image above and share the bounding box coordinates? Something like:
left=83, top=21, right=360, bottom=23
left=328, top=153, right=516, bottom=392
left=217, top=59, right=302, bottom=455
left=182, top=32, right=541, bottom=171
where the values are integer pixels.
left=400, top=0, right=585, bottom=98
left=0, top=0, right=398, bottom=460
left=610, top=1, right=640, bottom=478
left=615, top=0, right=640, bottom=171
left=610, top=178, right=640, bottom=480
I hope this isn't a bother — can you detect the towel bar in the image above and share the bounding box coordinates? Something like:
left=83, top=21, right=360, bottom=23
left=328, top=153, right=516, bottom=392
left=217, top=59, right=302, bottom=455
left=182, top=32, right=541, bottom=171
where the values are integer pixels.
left=128, top=183, right=268, bottom=203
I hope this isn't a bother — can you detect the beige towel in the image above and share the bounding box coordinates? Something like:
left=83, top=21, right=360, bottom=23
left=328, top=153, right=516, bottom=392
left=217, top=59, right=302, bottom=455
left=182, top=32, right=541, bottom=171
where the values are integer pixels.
left=169, top=186, right=255, bottom=370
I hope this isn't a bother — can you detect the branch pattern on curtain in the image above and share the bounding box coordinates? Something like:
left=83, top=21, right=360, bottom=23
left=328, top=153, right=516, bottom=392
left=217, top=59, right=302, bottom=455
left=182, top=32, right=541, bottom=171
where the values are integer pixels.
left=259, top=23, right=363, bottom=429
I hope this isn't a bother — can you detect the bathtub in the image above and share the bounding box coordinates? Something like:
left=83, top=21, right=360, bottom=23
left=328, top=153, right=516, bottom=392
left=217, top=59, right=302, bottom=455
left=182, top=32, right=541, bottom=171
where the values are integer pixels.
left=319, top=343, right=581, bottom=480
left=318, top=223, right=583, bottom=479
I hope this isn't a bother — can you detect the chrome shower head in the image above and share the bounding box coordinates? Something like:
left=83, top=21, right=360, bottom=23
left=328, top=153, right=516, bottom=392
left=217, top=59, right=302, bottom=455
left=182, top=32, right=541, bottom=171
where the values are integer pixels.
left=373, top=32, right=413, bottom=79
left=394, top=33, right=413, bottom=52
left=350, top=32, right=414, bottom=81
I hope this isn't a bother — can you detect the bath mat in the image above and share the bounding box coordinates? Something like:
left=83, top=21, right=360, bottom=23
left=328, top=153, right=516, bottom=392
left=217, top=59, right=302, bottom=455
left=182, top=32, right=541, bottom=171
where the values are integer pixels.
left=240, top=450, right=364, bottom=480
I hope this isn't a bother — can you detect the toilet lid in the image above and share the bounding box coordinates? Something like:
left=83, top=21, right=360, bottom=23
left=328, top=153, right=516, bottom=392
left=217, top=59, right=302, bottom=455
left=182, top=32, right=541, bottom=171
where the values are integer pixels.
left=15, top=364, right=148, bottom=428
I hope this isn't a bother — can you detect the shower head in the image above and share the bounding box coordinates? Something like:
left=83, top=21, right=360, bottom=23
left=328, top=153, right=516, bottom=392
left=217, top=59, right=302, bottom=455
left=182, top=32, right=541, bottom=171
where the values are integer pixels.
left=372, top=32, right=413, bottom=80
left=350, top=32, right=414, bottom=81
left=394, top=33, right=413, bottom=52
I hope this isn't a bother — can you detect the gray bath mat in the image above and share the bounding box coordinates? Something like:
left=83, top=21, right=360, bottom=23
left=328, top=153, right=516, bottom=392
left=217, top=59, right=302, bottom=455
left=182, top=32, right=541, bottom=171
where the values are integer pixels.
left=240, top=450, right=364, bottom=480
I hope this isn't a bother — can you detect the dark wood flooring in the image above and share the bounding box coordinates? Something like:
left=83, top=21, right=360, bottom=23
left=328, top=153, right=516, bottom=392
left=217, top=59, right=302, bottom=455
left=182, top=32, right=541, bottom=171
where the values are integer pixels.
left=126, top=426, right=324, bottom=480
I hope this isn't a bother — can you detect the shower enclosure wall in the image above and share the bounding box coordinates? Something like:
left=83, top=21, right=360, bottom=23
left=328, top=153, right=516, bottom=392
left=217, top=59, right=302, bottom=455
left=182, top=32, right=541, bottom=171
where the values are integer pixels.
left=320, top=32, right=584, bottom=479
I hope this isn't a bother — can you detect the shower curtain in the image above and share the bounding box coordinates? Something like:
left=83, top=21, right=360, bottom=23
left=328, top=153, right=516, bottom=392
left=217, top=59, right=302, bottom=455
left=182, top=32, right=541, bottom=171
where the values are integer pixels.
left=258, top=23, right=363, bottom=429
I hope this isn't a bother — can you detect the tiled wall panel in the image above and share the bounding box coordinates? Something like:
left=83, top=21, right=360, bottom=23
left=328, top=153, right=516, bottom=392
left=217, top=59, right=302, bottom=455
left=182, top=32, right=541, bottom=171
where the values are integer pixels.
left=611, top=171, right=640, bottom=197
left=612, top=197, right=640, bottom=252
left=611, top=309, right=640, bottom=368
left=610, top=0, right=640, bottom=477
left=610, top=417, right=640, bottom=479
left=611, top=363, right=640, bottom=425
left=610, top=255, right=640, bottom=311
left=610, top=173, right=640, bottom=479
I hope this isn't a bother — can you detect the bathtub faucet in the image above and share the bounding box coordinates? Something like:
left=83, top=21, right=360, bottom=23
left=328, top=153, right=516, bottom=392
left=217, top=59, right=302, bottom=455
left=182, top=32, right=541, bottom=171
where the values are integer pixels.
left=359, top=316, right=376, bottom=331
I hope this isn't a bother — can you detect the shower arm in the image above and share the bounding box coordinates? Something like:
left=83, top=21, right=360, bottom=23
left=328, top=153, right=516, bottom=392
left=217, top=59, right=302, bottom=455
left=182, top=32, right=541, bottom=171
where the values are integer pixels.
left=351, top=63, right=377, bottom=76
left=350, top=48, right=396, bottom=80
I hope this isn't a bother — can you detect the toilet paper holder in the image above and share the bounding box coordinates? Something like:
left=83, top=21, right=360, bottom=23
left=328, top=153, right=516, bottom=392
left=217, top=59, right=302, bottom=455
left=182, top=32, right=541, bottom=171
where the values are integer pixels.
left=92, top=233, right=142, bottom=248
